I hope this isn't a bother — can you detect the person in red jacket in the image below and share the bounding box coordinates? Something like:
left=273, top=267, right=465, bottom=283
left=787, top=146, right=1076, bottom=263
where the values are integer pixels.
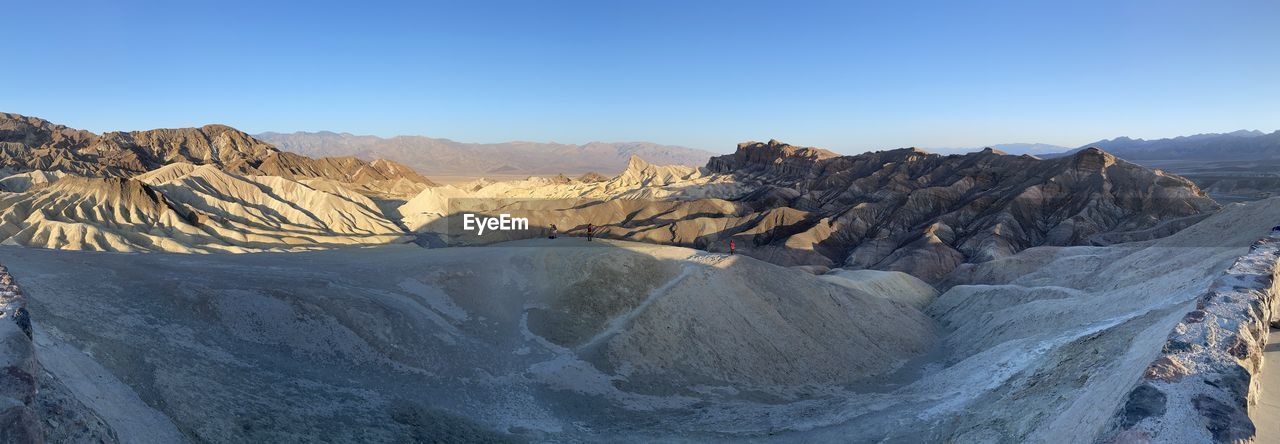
left=729, top=239, right=735, bottom=255
left=586, top=223, right=595, bottom=242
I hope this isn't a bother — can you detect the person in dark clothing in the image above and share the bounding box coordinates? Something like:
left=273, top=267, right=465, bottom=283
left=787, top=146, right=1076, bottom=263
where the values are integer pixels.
left=729, top=239, right=735, bottom=255
left=586, top=223, right=595, bottom=242
left=549, top=224, right=558, bottom=239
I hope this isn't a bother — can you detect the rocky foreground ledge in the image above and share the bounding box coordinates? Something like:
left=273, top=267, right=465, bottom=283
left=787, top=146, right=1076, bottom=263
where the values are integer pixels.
left=0, top=264, right=38, bottom=441
left=1104, top=235, right=1280, bottom=443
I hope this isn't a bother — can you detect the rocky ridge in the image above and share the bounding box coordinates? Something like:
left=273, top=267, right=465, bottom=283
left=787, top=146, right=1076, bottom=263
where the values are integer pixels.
left=702, top=140, right=1218, bottom=279
left=0, top=113, right=435, bottom=190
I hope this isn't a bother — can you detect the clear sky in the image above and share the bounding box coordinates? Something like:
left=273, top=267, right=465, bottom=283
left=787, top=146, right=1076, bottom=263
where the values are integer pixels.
left=4, top=0, right=1278, bottom=154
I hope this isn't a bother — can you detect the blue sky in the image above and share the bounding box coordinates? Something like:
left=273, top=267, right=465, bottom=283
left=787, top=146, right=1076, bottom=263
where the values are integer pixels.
left=4, top=0, right=1278, bottom=154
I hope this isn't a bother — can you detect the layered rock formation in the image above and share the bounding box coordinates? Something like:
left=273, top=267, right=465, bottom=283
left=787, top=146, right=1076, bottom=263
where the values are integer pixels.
left=706, top=139, right=840, bottom=178
left=0, top=113, right=434, bottom=190
left=707, top=141, right=1219, bottom=279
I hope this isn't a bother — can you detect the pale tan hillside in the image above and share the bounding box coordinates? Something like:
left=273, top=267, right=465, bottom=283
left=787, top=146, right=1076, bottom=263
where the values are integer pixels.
left=0, top=176, right=214, bottom=252
left=397, top=156, right=747, bottom=233
left=819, top=269, right=940, bottom=309
left=0, top=170, right=66, bottom=192
left=0, top=166, right=409, bottom=253
left=301, top=177, right=430, bottom=199
left=137, top=163, right=403, bottom=235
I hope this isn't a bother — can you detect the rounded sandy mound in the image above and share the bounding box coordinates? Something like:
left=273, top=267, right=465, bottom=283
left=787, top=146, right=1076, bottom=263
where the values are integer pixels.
left=819, top=269, right=940, bottom=309
left=585, top=251, right=937, bottom=389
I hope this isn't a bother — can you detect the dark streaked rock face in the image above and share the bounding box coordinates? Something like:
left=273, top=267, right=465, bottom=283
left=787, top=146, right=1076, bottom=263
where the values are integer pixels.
left=1120, top=384, right=1167, bottom=428
left=1193, top=394, right=1255, bottom=442
left=696, top=140, right=1220, bottom=281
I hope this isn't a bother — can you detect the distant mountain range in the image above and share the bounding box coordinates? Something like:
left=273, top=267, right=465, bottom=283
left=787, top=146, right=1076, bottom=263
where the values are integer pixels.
left=1071, top=130, right=1280, bottom=160
left=928, top=130, right=1280, bottom=161
left=255, top=131, right=716, bottom=176
left=925, top=143, right=1072, bottom=156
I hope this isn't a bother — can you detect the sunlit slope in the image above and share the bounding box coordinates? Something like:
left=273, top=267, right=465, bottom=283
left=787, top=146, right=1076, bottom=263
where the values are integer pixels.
left=0, top=165, right=408, bottom=252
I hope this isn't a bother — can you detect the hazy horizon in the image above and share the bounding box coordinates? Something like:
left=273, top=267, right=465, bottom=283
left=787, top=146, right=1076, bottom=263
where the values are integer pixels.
left=5, top=0, right=1278, bottom=154
left=257, top=127, right=1280, bottom=155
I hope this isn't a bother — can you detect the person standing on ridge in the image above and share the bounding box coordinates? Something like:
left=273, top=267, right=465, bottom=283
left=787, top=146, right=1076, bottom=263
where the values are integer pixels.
left=729, top=239, right=735, bottom=255
left=586, top=223, right=595, bottom=242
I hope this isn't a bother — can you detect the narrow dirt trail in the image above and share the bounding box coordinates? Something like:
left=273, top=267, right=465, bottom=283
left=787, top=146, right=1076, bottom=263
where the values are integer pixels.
left=576, top=265, right=694, bottom=352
